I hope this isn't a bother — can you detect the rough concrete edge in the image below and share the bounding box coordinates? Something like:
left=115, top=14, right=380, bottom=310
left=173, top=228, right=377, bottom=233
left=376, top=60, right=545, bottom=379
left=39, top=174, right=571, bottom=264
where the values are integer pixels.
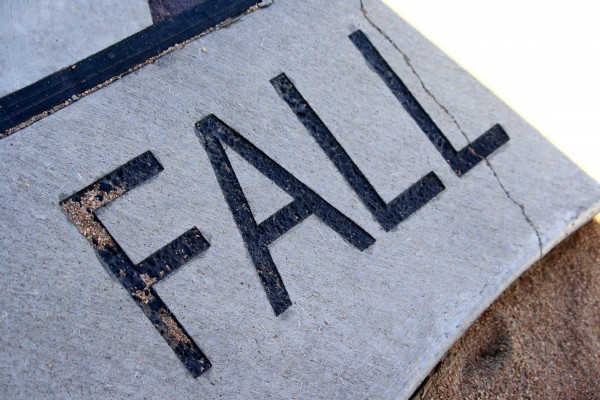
left=0, top=1, right=273, bottom=140
left=409, top=205, right=600, bottom=400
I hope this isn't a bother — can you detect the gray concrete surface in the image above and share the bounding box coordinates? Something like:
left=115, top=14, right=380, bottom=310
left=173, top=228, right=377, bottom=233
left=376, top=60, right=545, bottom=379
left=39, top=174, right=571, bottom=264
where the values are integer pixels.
left=0, top=0, right=152, bottom=96
left=1, top=0, right=599, bottom=398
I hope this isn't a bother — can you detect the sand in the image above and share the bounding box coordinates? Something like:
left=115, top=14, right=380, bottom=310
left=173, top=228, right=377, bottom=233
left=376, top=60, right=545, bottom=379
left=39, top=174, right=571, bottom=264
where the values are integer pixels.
left=416, top=216, right=600, bottom=400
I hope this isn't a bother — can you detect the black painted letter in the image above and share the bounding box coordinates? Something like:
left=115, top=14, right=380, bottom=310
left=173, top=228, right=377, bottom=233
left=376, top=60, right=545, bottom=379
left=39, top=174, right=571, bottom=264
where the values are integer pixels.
left=349, top=30, right=509, bottom=176
left=196, top=115, right=375, bottom=316
left=271, top=73, right=445, bottom=231
left=61, top=151, right=211, bottom=377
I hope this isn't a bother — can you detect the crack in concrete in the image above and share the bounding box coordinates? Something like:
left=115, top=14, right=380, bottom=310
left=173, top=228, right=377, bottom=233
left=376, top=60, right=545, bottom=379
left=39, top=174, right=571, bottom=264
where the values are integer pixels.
left=358, top=0, right=543, bottom=259
left=478, top=156, right=544, bottom=258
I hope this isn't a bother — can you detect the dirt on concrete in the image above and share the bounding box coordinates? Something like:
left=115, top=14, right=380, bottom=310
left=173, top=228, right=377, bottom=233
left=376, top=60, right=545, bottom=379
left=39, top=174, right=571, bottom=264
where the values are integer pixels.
left=416, top=216, right=600, bottom=400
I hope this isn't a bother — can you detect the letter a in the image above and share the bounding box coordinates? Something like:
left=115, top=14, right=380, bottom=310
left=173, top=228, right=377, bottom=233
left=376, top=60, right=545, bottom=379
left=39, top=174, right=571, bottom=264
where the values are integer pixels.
left=197, top=115, right=375, bottom=316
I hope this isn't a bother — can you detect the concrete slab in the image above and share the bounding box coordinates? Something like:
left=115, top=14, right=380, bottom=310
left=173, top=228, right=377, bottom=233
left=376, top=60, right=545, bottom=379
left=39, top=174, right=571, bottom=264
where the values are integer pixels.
left=0, top=0, right=153, bottom=97
left=1, top=0, right=599, bottom=398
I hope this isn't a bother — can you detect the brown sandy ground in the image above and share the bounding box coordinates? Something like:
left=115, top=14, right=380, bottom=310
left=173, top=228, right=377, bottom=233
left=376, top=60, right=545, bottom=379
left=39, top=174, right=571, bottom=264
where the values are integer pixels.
left=414, top=216, right=600, bottom=400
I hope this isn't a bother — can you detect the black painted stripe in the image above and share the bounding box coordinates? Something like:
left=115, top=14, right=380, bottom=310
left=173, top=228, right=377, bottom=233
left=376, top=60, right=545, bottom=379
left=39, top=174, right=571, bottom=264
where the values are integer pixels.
left=0, top=0, right=260, bottom=135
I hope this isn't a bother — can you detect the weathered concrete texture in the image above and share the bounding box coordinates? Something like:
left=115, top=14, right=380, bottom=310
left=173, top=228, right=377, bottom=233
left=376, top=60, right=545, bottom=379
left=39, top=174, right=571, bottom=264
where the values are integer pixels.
left=0, top=0, right=599, bottom=399
left=418, top=218, right=600, bottom=399
left=0, top=0, right=152, bottom=97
